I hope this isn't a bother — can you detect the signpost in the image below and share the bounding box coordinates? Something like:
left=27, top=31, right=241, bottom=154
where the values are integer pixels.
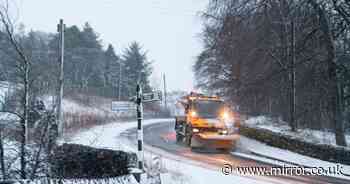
left=142, top=91, right=162, bottom=102
left=135, top=84, right=143, bottom=183
left=111, top=86, right=162, bottom=183
left=134, top=86, right=162, bottom=183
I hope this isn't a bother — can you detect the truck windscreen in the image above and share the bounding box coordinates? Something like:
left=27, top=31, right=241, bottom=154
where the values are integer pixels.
left=193, top=100, right=225, bottom=118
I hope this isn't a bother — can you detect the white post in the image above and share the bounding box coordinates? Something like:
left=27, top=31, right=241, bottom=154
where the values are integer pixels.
left=135, top=83, right=143, bottom=183
left=118, top=62, right=122, bottom=101
left=163, top=74, right=167, bottom=109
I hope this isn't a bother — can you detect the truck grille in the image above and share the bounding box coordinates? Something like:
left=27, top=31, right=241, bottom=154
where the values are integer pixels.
left=200, top=127, right=220, bottom=132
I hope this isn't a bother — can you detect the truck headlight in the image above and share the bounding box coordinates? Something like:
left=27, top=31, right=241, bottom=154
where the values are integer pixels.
left=221, top=111, right=233, bottom=121
left=192, top=128, right=200, bottom=133
left=222, top=111, right=229, bottom=119
left=219, top=129, right=228, bottom=135
left=190, top=111, right=197, bottom=118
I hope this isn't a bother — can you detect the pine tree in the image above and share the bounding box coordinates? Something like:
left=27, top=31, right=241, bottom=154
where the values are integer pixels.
left=81, top=22, right=101, bottom=49
left=103, top=44, right=120, bottom=97
left=121, top=42, right=152, bottom=98
left=48, top=23, right=105, bottom=92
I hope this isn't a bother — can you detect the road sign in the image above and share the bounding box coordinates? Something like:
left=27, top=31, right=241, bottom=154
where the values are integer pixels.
left=129, top=91, right=163, bottom=103
left=111, top=101, right=136, bottom=112
left=142, top=91, right=162, bottom=102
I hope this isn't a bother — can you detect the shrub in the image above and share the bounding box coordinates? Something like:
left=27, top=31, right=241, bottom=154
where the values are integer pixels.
left=51, top=144, right=137, bottom=179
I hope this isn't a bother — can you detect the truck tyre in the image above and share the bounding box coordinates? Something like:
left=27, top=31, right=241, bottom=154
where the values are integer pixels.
left=176, top=133, right=183, bottom=143
left=185, top=134, right=192, bottom=146
left=218, top=148, right=232, bottom=153
left=185, top=125, right=192, bottom=146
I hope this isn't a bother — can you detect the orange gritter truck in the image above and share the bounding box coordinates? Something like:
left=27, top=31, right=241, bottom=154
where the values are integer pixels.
left=174, top=92, right=240, bottom=151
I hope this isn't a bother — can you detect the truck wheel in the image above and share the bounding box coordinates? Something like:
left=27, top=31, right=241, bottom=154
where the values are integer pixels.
left=185, top=135, right=192, bottom=146
left=185, top=125, right=192, bottom=146
left=176, top=133, right=183, bottom=143
left=218, top=148, right=232, bottom=153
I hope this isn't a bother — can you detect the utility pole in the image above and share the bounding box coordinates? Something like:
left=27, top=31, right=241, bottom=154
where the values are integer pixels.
left=290, top=19, right=296, bottom=131
left=135, top=83, right=143, bottom=183
left=163, top=73, right=167, bottom=109
left=118, top=62, right=122, bottom=101
left=57, top=19, right=65, bottom=138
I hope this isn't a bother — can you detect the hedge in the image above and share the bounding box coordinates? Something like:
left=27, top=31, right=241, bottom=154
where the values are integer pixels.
left=51, top=144, right=137, bottom=179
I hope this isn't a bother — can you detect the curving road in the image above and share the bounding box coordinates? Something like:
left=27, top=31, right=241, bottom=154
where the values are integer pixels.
left=123, top=119, right=350, bottom=184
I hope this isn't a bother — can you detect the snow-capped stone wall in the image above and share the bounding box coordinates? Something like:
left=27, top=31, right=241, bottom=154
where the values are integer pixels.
left=240, top=125, right=350, bottom=165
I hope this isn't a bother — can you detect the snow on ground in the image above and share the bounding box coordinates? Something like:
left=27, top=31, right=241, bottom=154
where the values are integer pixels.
left=0, top=81, right=10, bottom=110
left=65, top=119, right=169, bottom=149
left=242, top=116, right=350, bottom=179
left=0, top=112, right=20, bottom=125
left=0, top=81, right=19, bottom=109
left=7, top=175, right=139, bottom=184
left=43, top=95, right=117, bottom=117
left=67, top=119, right=271, bottom=184
left=237, top=136, right=350, bottom=180
left=0, top=83, right=7, bottom=102
left=0, top=139, right=20, bottom=178
left=43, top=95, right=136, bottom=123
left=244, top=116, right=350, bottom=147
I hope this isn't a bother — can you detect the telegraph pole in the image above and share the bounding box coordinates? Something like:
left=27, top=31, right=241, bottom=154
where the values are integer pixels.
left=135, top=83, right=143, bottom=183
left=163, top=74, right=167, bottom=109
left=118, top=62, right=122, bottom=101
left=57, top=19, right=65, bottom=138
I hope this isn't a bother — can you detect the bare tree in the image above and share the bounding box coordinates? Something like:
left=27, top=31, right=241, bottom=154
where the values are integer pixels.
left=195, top=0, right=349, bottom=146
left=0, top=0, right=30, bottom=178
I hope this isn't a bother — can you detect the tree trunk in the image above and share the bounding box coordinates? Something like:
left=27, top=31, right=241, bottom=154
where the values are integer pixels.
left=0, top=127, right=6, bottom=179
left=21, top=60, right=29, bottom=179
left=290, top=19, right=297, bottom=131
left=30, top=117, right=49, bottom=179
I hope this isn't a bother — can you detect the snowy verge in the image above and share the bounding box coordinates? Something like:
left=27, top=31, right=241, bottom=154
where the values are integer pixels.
left=236, top=136, right=350, bottom=180
left=244, top=116, right=350, bottom=147
left=6, top=175, right=138, bottom=184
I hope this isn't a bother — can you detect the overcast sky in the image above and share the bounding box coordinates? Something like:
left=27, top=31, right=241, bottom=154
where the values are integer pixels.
left=16, top=0, right=208, bottom=92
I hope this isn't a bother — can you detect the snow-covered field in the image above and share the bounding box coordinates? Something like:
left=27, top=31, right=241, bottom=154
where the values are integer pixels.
left=43, top=95, right=124, bottom=119
left=42, top=95, right=137, bottom=135
left=244, top=116, right=350, bottom=147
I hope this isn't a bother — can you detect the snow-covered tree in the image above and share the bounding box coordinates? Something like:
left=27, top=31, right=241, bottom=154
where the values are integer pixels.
left=121, top=42, right=152, bottom=98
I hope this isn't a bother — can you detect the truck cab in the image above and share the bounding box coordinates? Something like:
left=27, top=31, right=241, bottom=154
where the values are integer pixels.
left=175, top=92, right=239, bottom=151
